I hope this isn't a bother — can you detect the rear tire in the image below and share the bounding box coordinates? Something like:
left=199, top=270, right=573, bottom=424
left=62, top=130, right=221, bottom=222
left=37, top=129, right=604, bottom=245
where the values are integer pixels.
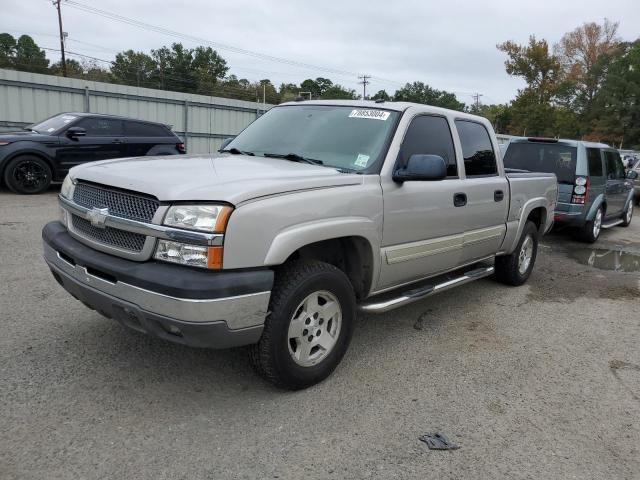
left=579, top=206, right=603, bottom=243
left=249, top=260, right=355, bottom=390
left=621, top=202, right=633, bottom=227
left=495, top=221, right=539, bottom=286
left=3, top=155, right=52, bottom=194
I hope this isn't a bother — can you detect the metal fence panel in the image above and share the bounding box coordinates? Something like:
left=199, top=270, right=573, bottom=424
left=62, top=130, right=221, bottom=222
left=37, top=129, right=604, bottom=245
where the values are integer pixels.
left=0, top=68, right=271, bottom=153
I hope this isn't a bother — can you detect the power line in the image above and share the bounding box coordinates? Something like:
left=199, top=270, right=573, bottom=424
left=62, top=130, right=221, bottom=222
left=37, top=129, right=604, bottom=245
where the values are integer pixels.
left=358, top=74, right=371, bottom=99
left=471, top=92, right=483, bottom=110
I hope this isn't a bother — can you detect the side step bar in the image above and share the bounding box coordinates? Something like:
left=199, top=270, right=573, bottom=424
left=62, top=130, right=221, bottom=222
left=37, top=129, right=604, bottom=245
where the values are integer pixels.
left=358, top=266, right=495, bottom=313
left=601, top=218, right=623, bottom=229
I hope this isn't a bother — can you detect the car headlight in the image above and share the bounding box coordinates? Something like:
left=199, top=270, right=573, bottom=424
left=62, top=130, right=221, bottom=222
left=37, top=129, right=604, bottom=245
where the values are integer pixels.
left=60, top=175, right=75, bottom=199
left=154, top=240, right=222, bottom=269
left=163, top=204, right=232, bottom=233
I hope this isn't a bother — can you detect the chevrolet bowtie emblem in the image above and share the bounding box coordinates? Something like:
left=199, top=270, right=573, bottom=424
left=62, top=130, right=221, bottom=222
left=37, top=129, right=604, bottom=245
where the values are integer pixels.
left=87, top=207, right=109, bottom=228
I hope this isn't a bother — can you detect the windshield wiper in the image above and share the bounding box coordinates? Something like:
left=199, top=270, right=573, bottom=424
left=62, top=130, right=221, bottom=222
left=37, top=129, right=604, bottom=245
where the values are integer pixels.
left=220, top=147, right=254, bottom=156
left=262, top=152, right=324, bottom=166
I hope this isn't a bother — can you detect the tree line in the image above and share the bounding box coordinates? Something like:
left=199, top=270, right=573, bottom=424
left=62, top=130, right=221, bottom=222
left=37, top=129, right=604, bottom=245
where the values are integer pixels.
left=1, top=19, right=638, bottom=148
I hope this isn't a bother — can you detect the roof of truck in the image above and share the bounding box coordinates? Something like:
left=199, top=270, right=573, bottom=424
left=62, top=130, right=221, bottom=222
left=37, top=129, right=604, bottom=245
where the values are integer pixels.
left=277, top=99, right=488, bottom=122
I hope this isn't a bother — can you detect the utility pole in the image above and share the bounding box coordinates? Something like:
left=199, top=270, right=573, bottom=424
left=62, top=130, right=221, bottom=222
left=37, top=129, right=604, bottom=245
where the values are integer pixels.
left=53, top=0, right=67, bottom=77
left=471, top=93, right=483, bottom=111
left=358, top=74, right=371, bottom=100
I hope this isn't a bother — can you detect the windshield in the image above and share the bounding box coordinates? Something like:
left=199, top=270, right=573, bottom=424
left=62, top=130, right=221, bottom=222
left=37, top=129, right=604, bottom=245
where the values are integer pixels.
left=30, top=114, right=79, bottom=134
left=226, top=105, right=399, bottom=172
left=504, top=142, right=577, bottom=184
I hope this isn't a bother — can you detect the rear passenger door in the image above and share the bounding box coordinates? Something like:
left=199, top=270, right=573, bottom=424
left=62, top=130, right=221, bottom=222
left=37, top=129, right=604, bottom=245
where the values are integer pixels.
left=454, top=120, right=509, bottom=264
left=124, top=121, right=173, bottom=157
left=604, top=150, right=626, bottom=216
left=56, top=117, right=127, bottom=169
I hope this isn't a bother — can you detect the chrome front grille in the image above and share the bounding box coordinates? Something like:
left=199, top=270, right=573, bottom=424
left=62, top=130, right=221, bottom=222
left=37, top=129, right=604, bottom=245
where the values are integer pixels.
left=71, top=215, right=147, bottom=252
left=73, top=182, right=160, bottom=223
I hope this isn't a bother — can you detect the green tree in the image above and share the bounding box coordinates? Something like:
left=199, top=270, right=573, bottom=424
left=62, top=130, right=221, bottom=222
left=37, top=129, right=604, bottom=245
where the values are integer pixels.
left=111, top=50, right=156, bottom=87
left=192, top=46, right=228, bottom=95
left=50, top=58, right=84, bottom=78
left=371, top=89, right=391, bottom=101
left=13, top=35, right=49, bottom=73
left=393, top=81, right=465, bottom=110
left=0, top=33, right=16, bottom=68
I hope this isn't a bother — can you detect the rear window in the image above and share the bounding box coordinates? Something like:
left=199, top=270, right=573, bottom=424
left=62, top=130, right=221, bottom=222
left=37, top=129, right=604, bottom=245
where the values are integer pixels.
left=503, top=142, right=577, bottom=184
left=125, top=121, right=170, bottom=137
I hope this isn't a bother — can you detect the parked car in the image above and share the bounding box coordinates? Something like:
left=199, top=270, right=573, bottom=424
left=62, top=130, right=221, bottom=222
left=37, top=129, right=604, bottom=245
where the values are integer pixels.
left=627, top=159, right=640, bottom=205
left=42, top=100, right=557, bottom=389
left=503, top=138, right=634, bottom=242
left=0, top=112, right=186, bottom=194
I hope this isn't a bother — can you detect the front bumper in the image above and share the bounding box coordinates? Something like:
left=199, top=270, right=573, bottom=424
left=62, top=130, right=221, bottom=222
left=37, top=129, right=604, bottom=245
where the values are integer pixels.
left=42, top=222, right=273, bottom=349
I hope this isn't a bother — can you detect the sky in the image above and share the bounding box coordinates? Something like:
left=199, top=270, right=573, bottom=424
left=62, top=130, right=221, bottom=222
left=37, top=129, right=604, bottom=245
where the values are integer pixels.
left=3, top=0, right=640, bottom=105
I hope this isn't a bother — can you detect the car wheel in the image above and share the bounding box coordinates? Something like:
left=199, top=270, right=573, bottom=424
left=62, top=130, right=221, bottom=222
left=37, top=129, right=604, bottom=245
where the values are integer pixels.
left=579, top=207, right=603, bottom=243
left=495, top=220, right=539, bottom=286
left=3, top=155, right=52, bottom=194
left=249, top=260, right=355, bottom=390
left=621, top=202, right=633, bottom=227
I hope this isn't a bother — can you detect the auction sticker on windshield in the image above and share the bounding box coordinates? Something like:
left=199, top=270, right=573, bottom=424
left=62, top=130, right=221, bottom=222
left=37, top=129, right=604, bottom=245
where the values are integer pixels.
left=349, top=109, right=390, bottom=121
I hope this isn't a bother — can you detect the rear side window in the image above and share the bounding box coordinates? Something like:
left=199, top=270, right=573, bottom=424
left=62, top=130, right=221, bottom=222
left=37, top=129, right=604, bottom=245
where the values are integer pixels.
left=455, top=120, right=497, bottom=176
left=586, top=148, right=603, bottom=177
left=76, top=118, right=123, bottom=136
left=503, top=142, right=577, bottom=184
left=125, top=121, right=169, bottom=137
left=604, top=151, right=625, bottom=179
left=399, top=115, right=457, bottom=177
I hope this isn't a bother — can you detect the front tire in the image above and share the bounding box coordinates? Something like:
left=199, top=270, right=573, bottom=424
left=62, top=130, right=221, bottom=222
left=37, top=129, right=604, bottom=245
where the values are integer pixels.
left=3, top=155, right=52, bottom=194
left=621, top=202, right=633, bottom=227
left=249, top=260, right=355, bottom=390
left=495, top=221, right=539, bottom=286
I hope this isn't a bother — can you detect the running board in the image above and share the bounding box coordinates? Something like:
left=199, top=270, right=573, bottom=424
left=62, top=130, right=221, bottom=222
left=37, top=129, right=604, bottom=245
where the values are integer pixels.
left=358, top=266, right=495, bottom=313
left=601, top=219, right=623, bottom=229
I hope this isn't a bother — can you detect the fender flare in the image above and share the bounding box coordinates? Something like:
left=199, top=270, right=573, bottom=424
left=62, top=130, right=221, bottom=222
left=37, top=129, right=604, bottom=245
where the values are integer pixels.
left=586, top=193, right=606, bottom=221
left=502, top=197, right=548, bottom=254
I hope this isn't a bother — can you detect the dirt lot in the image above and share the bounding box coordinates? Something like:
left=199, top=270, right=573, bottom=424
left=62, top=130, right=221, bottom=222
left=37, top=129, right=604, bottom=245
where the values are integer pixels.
left=1, top=188, right=639, bottom=480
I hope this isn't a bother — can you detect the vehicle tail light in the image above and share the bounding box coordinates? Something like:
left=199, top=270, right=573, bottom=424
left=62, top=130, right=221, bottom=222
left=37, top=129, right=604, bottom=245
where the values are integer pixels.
left=176, top=143, right=186, bottom=153
left=571, top=176, right=589, bottom=204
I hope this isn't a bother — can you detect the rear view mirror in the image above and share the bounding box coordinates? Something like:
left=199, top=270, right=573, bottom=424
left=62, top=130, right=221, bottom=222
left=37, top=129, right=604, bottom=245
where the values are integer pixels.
left=627, top=170, right=638, bottom=180
left=393, top=154, right=447, bottom=182
left=66, top=127, right=86, bottom=139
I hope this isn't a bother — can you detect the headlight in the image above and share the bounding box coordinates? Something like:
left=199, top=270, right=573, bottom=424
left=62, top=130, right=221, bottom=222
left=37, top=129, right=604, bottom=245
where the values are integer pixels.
left=163, top=205, right=232, bottom=233
left=154, top=240, right=223, bottom=269
left=60, top=175, right=75, bottom=199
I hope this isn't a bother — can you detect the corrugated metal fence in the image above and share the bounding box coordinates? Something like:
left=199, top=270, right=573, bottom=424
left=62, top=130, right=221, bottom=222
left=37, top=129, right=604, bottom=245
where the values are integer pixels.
left=0, top=69, right=272, bottom=153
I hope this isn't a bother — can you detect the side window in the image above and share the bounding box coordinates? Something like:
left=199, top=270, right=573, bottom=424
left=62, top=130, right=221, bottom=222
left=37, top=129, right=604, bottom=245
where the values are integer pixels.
left=76, top=118, right=123, bottom=136
left=125, top=121, right=169, bottom=137
left=399, top=115, right=457, bottom=177
left=586, top=148, right=603, bottom=177
left=605, top=151, right=625, bottom=180
left=455, top=120, right=498, bottom=176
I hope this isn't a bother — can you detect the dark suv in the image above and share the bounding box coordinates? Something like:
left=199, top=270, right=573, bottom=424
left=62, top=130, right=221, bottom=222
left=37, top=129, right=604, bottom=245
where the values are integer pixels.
left=0, top=113, right=186, bottom=194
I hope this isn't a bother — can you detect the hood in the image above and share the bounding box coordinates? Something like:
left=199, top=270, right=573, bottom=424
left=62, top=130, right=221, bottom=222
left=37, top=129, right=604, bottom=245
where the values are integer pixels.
left=70, top=153, right=363, bottom=204
left=0, top=131, right=54, bottom=142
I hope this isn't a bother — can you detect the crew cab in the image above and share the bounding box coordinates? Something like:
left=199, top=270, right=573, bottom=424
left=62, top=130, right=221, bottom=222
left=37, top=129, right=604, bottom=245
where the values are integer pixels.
left=1, top=113, right=185, bottom=194
left=42, top=100, right=557, bottom=389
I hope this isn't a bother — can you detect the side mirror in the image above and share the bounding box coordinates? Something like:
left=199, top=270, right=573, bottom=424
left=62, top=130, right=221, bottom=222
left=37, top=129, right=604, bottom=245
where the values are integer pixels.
left=626, top=170, right=638, bottom=180
left=218, top=137, right=235, bottom=152
left=66, top=127, right=86, bottom=139
left=393, top=154, right=447, bottom=182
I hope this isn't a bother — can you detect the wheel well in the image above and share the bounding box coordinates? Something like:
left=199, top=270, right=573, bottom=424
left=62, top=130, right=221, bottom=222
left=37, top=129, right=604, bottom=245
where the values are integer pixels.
left=526, top=207, right=546, bottom=234
left=284, top=237, right=374, bottom=300
left=2, top=151, right=55, bottom=180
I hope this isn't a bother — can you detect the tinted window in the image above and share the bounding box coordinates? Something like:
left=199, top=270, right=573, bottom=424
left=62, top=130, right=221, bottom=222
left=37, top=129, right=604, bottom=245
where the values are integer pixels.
left=76, top=118, right=123, bottom=136
left=399, top=115, right=457, bottom=177
left=604, top=151, right=625, bottom=179
left=586, top=148, right=603, bottom=177
left=455, top=120, right=497, bottom=176
left=31, top=113, right=79, bottom=134
left=503, top=142, right=577, bottom=184
left=126, top=121, right=169, bottom=137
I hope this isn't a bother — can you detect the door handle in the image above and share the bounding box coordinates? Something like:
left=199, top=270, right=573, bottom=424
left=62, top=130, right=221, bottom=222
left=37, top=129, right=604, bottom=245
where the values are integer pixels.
left=494, top=190, right=504, bottom=202
left=453, top=192, right=467, bottom=207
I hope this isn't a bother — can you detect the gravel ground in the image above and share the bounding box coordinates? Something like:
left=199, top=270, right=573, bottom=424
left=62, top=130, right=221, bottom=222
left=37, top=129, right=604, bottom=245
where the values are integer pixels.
left=1, top=188, right=639, bottom=480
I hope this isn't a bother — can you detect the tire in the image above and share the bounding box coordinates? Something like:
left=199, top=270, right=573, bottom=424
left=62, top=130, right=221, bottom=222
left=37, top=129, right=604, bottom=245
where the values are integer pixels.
left=621, top=201, right=633, bottom=227
left=249, top=260, right=356, bottom=390
left=495, top=221, right=539, bottom=286
left=579, top=206, right=603, bottom=243
left=3, top=155, right=52, bottom=194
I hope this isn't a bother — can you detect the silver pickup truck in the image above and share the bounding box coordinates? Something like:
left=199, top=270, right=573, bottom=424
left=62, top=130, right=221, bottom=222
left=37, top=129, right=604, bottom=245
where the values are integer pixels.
left=42, top=100, right=557, bottom=389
